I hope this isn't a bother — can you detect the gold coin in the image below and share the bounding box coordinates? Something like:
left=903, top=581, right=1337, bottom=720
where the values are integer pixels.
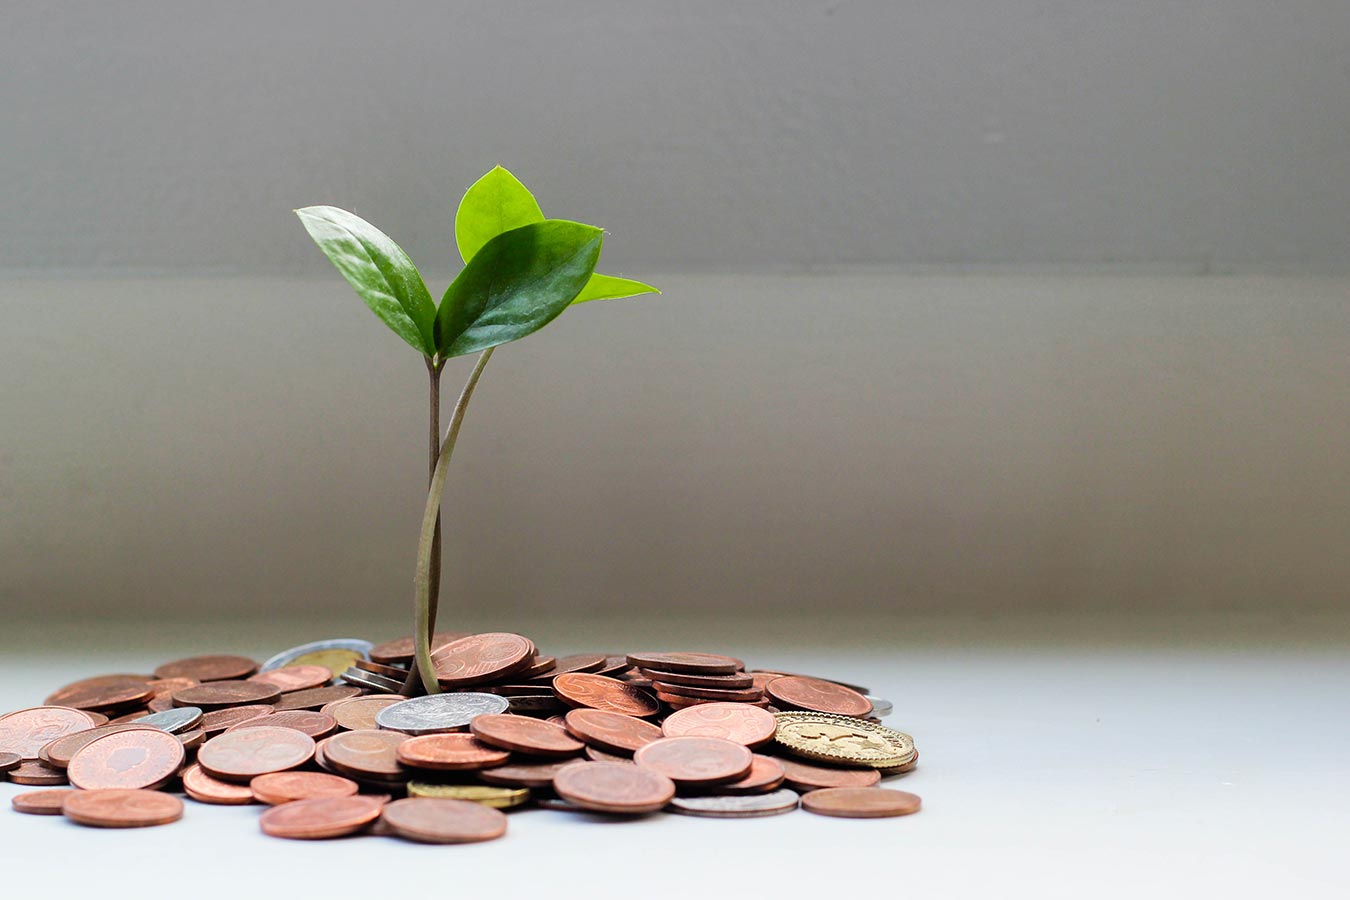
left=407, top=782, right=529, bottom=809
left=771, top=712, right=915, bottom=769
left=291, top=649, right=362, bottom=678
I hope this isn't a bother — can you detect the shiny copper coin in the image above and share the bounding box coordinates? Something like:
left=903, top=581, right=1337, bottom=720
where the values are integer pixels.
left=322, top=695, right=403, bottom=731
left=354, top=658, right=408, bottom=679
left=552, top=760, right=675, bottom=814
left=563, top=709, right=664, bottom=755
left=535, top=653, right=607, bottom=678
left=478, top=758, right=582, bottom=788
left=625, top=652, right=743, bottom=675
left=181, top=763, right=256, bottom=805
left=766, top=675, right=872, bottom=717
left=84, top=711, right=111, bottom=725
left=11, top=789, right=72, bottom=815
left=178, top=728, right=206, bottom=751
left=43, top=677, right=153, bottom=711
left=63, top=788, right=183, bottom=827
left=395, top=733, right=510, bottom=771
left=67, top=729, right=185, bottom=790
left=247, top=664, right=333, bottom=693
left=259, top=794, right=386, bottom=839
left=552, top=673, right=660, bottom=717
left=584, top=745, right=635, bottom=763
left=368, top=631, right=468, bottom=665
left=273, top=685, right=360, bottom=711
left=0, top=706, right=99, bottom=758
left=40, top=723, right=161, bottom=768
left=775, top=756, right=882, bottom=791
left=470, top=714, right=584, bottom=757
left=154, top=654, right=259, bottom=682
left=514, top=655, right=557, bottom=679
left=146, top=695, right=177, bottom=713
left=431, top=632, right=534, bottom=687
left=639, top=668, right=755, bottom=689
left=752, top=669, right=870, bottom=695
left=322, top=729, right=408, bottom=779
left=661, top=702, right=778, bottom=748
left=652, top=681, right=764, bottom=702
left=250, top=770, right=359, bottom=805
left=714, top=754, right=786, bottom=795
left=656, top=690, right=770, bottom=710
left=0, top=751, right=20, bottom=772
left=381, top=797, right=507, bottom=844
left=172, top=680, right=280, bottom=710
left=7, top=761, right=68, bottom=785
left=144, top=677, right=199, bottom=699
left=197, top=725, right=315, bottom=782
left=200, top=705, right=273, bottom=734
left=802, top=787, right=922, bottom=818
left=596, top=655, right=634, bottom=677
left=226, top=710, right=336, bottom=738
left=633, top=736, right=753, bottom=786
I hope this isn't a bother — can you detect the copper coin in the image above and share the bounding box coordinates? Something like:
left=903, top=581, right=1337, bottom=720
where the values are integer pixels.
left=470, top=714, right=584, bottom=757
left=106, top=709, right=152, bottom=725
left=40, top=723, right=161, bottom=768
left=178, top=728, right=207, bottom=751
left=67, top=729, right=185, bottom=790
left=201, top=705, right=273, bottom=734
left=144, top=677, right=199, bottom=700
left=146, top=695, right=177, bottom=713
left=633, top=736, right=753, bottom=786
left=563, top=709, right=664, bottom=755
left=596, top=655, right=634, bottom=677
left=714, top=754, right=786, bottom=795
left=43, top=677, right=153, bottom=711
left=766, top=675, right=872, bottom=717
left=172, top=680, right=281, bottom=710
left=639, top=668, right=754, bottom=689
left=775, top=756, right=882, bottom=790
left=395, top=733, right=510, bottom=771
left=250, top=770, right=359, bottom=805
left=431, top=633, right=534, bottom=687
left=197, top=725, right=315, bottom=782
left=11, top=789, right=72, bottom=815
left=322, top=696, right=403, bottom=731
left=651, top=681, right=764, bottom=703
left=584, top=745, right=635, bottom=763
left=154, top=654, right=259, bottom=682
left=259, top=794, right=386, bottom=839
left=0, top=751, right=20, bottom=772
left=801, top=787, right=922, bottom=818
left=247, top=664, right=333, bottom=693
left=661, top=702, right=778, bottom=748
left=553, top=673, right=660, bottom=717
left=322, top=729, right=408, bottom=779
left=478, top=758, right=581, bottom=788
left=354, top=658, right=409, bottom=679
left=552, top=760, right=675, bottom=814
left=182, top=763, right=256, bottom=804
left=273, top=685, right=361, bottom=711
left=531, top=653, right=606, bottom=679
left=625, top=652, right=743, bottom=675
left=381, top=797, right=507, bottom=844
left=0, top=707, right=99, bottom=758
left=7, top=760, right=68, bottom=785
left=368, top=631, right=468, bottom=665
left=514, top=655, right=557, bottom=679
left=753, top=669, right=870, bottom=695
left=226, top=710, right=337, bottom=739
left=63, top=788, right=184, bottom=827
left=656, top=691, right=770, bottom=710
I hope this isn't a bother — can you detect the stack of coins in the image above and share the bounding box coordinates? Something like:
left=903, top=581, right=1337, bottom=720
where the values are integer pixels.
left=1, top=633, right=922, bottom=839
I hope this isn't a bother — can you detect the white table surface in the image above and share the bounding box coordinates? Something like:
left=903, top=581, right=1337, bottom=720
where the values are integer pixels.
left=1, top=612, right=1345, bottom=899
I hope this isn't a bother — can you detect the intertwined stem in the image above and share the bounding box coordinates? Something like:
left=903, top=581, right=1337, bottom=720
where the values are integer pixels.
left=412, top=347, right=496, bottom=695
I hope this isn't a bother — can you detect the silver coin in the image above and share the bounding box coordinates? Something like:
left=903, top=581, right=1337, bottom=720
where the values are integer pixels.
left=261, top=638, right=373, bottom=672
left=667, top=788, right=801, bottom=818
left=133, top=706, right=203, bottom=734
left=339, top=668, right=402, bottom=693
left=865, top=696, right=893, bottom=717
left=374, top=692, right=509, bottom=735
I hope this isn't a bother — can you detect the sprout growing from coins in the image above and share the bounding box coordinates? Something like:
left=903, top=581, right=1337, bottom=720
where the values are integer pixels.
left=296, top=167, right=659, bottom=697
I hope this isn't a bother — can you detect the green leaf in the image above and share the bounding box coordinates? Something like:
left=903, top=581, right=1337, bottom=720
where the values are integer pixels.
left=572, top=272, right=661, bottom=304
left=436, top=220, right=603, bottom=358
left=454, top=166, right=545, bottom=264
left=296, top=206, right=437, bottom=356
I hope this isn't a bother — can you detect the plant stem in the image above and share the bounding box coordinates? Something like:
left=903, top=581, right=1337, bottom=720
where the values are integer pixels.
left=401, top=356, right=446, bottom=696
left=411, top=347, right=496, bottom=696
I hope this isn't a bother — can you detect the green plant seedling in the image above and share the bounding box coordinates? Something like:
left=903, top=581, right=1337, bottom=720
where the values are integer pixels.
left=297, top=166, right=658, bottom=694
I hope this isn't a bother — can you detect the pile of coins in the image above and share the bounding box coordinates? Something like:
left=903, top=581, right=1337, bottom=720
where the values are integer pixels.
left=0, top=633, right=921, bottom=841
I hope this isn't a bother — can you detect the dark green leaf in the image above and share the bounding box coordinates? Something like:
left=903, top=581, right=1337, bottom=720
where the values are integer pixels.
left=436, top=220, right=603, bottom=358
left=572, top=272, right=661, bottom=304
left=454, top=166, right=545, bottom=264
left=296, top=206, right=438, bottom=356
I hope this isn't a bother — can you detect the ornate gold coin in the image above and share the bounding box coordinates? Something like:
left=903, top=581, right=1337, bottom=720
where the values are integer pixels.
left=291, top=649, right=363, bottom=678
left=406, top=782, right=529, bottom=809
left=771, top=711, right=915, bottom=769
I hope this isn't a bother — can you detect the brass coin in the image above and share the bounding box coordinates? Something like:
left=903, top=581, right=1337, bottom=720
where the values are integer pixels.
left=197, top=726, right=316, bottom=782
left=258, top=794, right=386, bottom=839
left=322, top=695, right=403, bottom=731
left=67, top=729, right=184, bottom=790
left=247, top=665, right=333, bottom=693
left=552, top=760, right=675, bottom=815
left=772, top=711, right=915, bottom=768
left=661, top=703, right=777, bottom=747
left=182, top=763, right=256, bottom=805
left=632, top=736, right=753, bottom=787
left=250, top=771, right=359, bottom=805
left=63, top=788, right=184, bottom=827
left=801, top=787, right=922, bottom=818
left=395, top=733, right=510, bottom=771
left=289, top=648, right=366, bottom=678
left=11, top=789, right=73, bottom=815
left=552, top=673, right=660, bottom=717
left=405, top=783, right=529, bottom=809
left=0, top=707, right=99, bottom=759
left=381, top=797, right=508, bottom=843
left=172, top=681, right=281, bottom=710
left=470, top=714, right=584, bottom=757
left=564, top=708, right=663, bottom=755
left=154, top=655, right=259, bottom=682
left=766, top=675, right=872, bottom=717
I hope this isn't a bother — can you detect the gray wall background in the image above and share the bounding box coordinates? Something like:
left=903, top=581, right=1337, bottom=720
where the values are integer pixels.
left=3, top=3, right=1348, bottom=622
